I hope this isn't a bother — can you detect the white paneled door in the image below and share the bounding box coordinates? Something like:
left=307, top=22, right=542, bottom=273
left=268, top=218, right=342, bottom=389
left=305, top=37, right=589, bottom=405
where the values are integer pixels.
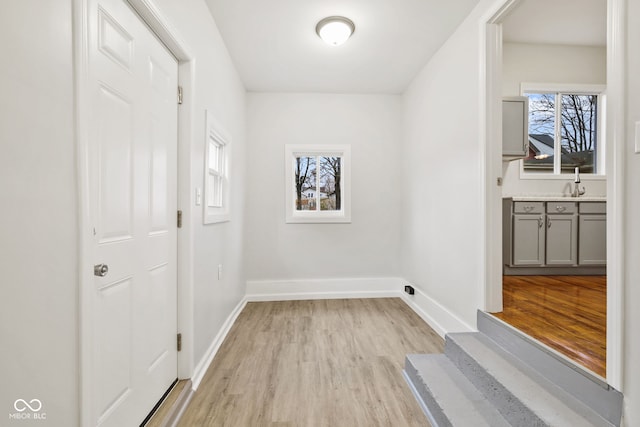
left=86, top=0, right=178, bottom=425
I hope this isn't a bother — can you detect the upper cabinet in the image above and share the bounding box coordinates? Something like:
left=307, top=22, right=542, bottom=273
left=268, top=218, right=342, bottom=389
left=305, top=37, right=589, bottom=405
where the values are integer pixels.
left=502, top=96, right=529, bottom=159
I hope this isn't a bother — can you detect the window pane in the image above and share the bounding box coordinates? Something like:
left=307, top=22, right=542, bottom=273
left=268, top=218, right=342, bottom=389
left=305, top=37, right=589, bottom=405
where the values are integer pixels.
left=560, top=94, right=597, bottom=174
left=208, top=139, right=224, bottom=173
left=524, top=93, right=555, bottom=173
left=295, top=156, right=316, bottom=211
left=207, top=173, right=222, bottom=207
left=319, top=157, right=341, bottom=211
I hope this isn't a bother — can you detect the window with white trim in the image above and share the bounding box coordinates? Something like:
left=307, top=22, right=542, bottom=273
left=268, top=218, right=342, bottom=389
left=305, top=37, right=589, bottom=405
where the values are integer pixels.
left=521, top=84, right=605, bottom=176
left=204, top=111, right=230, bottom=224
left=285, top=145, right=351, bottom=223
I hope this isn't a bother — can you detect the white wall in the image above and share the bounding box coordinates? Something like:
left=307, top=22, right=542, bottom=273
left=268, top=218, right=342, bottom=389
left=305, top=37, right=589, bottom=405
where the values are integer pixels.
left=0, top=0, right=247, bottom=424
left=623, top=0, right=640, bottom=423
left=152, top=0, right=247, bottom=368
left=400, top=1, right=497, bottom=331
left=244, top=93, right=402, bottom=282
left=501, top=42, right=607, bottom=197
left=0, top=1, right=79, bottom=425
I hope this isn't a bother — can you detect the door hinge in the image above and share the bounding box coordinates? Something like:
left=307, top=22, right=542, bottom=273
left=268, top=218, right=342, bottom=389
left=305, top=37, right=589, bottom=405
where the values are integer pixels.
left=177, top=333, right=182, bottom=352
left=177, top=86, right=183, bottom=105
left=177, top=210, right=183, bottom=228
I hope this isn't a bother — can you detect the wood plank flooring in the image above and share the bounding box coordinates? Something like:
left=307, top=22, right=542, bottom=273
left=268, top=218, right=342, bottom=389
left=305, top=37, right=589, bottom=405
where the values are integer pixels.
left=178, top=298, right=444, bottom=427
left=493, top=275, right=606, bottom=377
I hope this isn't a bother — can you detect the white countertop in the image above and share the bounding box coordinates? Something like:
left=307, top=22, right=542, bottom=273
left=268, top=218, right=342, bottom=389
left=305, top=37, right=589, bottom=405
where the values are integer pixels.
left=509, top=196, right=606, bottom=202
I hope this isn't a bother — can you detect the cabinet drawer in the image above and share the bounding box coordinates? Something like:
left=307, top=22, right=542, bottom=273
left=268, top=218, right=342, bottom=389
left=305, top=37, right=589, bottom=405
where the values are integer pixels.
left=579, top=202, right=606, bottom=214
left=513, top=202, right=544, bottom=214
left=546, top=202, right=576, bottom=214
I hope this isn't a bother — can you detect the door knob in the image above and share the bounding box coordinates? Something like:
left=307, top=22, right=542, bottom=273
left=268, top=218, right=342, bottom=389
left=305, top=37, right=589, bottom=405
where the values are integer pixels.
left=94, top=264, right=109, bottom=277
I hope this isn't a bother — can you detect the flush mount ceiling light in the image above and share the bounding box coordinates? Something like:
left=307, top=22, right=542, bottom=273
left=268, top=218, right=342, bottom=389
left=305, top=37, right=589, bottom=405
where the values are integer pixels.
left=316, top=16, right=355, bottom=46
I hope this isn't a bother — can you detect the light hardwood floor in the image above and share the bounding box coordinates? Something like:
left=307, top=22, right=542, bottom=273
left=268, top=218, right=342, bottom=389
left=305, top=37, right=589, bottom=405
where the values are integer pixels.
left=178, top=298, right=444, bottom=426
left=494, top=275, right=606, bottom=377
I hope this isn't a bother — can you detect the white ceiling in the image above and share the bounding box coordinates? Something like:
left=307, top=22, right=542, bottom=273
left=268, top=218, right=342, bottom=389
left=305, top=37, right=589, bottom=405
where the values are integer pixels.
left=204, top=0, right=480, bottom=94
left=502, top=0, right=606, bottom=47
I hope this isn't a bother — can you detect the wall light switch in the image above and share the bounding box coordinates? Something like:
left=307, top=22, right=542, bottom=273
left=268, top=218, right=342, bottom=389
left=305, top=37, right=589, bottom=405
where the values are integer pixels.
left=196, top=188, right=202, bottom=206
left=635, top=121, right=640, bottom=154
left=217, top=264, right=222, bottom=280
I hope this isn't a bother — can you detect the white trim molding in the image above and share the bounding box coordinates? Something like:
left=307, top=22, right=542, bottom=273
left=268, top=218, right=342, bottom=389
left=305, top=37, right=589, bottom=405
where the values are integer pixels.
left=605, top=0, right=626, bottom=391
left=399, top=284, right=475, bottom=338
left=246, top=277, right=403, bottom=301
left=191, top=297, right=248, bottom=390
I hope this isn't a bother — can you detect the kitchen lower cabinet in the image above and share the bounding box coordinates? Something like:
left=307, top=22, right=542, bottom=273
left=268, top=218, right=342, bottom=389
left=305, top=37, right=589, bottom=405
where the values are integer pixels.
left=505, top=199, right=606, bottom=273
left=513, top=214, right=545, bottom=265
left=512, top=202, right=545, bottom=266
left=545, top=213, right=578, bottom=265
left=578, top=202, right=607, bottom=265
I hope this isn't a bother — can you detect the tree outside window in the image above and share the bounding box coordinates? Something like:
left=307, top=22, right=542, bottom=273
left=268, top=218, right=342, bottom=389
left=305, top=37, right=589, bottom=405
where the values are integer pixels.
left=294, top=156, right=341, bottom=211
left=524, top=91, right=600, bottom=175
left=285, top=145, right=351, bottom=224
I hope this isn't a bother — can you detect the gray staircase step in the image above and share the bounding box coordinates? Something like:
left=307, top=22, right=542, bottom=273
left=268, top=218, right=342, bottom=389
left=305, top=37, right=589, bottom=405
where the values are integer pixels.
left=404, top=354, right=511, bottom=427
left=446, top=332, right=613, bottom=427
left=477, top=310, right=622, bottom=427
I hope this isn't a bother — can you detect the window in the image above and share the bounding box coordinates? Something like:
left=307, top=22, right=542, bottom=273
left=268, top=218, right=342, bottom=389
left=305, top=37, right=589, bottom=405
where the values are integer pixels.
left=285, top=145, right=351, bottom=223
left=521, top=85, right=605, bottom=176
left=204, top=111, right=230, bottom=224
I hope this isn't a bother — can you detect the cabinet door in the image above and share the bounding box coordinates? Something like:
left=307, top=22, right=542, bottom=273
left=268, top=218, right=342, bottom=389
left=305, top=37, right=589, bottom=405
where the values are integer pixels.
left=512, top=214, right=544, bottom=266
left=546, top=214, right=578, bottom=265
left=579, top=214, right=606, bottom=265
left=503, top=97, right=529, bottom=157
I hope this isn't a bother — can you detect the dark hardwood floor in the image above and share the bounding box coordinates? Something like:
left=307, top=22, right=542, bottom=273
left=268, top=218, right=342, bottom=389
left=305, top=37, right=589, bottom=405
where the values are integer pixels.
left=493, top=275, right=606, bottom=378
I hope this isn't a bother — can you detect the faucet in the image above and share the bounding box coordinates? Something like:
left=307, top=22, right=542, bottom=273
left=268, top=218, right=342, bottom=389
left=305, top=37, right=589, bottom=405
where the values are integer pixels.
left=572, top=182, right=586, bottom=197
left=571, top=167, right=586, bottom=197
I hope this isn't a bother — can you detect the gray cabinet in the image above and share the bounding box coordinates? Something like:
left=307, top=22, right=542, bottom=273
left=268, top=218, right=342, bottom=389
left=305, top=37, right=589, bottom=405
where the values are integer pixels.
left=513, top=214, right=545, bottom=265
left=503, top=97, right=529, bottom=158
left=578, top=202, right=607, bottom=265
left=545, top=202, right=577, bottom=266
left=512, top=202, right=544, bottom=266
left=505, top=200, right=606, bottom=273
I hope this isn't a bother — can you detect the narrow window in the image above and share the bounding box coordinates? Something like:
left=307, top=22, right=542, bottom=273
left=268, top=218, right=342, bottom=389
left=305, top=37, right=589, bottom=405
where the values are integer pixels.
left=204, top=111, right=231, bottom=224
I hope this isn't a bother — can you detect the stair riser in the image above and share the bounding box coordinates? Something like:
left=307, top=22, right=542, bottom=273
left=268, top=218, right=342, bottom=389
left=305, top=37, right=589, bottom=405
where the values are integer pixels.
left=477, top=310, right=622, bottom=426
left=445, top=337, right=547, bottom=427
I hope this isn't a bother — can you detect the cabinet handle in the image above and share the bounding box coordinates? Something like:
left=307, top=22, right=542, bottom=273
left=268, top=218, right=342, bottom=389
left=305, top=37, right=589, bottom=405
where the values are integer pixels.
left=524, top=206, right=533, bottom=213
left=556, top=206, right=566, bottom=212
left=538, top=217, right=543, bottom=228
left=547, top=218, right=552, bottom=229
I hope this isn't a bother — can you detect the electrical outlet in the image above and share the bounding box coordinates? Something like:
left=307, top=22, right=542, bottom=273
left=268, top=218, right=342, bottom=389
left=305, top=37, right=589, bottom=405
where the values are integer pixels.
left=404, top=285, right=415, bottom=295
left=217, top=264, right=222, bottom=280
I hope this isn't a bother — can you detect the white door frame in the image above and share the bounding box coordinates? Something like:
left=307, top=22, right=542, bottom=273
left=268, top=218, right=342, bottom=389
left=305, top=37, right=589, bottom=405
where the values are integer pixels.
left=74, top=0, right=195, bottom=424
left=479, top=0, right=626, bottom=390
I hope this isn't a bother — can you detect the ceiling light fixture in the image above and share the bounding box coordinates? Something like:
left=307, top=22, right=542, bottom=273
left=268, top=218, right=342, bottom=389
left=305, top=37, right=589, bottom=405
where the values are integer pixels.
left=316, top=16, right=355, bottom=46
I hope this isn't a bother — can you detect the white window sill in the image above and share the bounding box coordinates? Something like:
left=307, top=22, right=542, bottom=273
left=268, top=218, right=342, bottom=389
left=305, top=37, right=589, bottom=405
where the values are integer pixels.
left=286, top=212, right=351, bottom=224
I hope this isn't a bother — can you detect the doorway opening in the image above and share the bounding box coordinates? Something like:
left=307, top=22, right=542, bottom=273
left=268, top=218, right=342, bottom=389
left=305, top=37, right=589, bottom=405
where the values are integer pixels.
left=482, top=0, right=625, bottom=388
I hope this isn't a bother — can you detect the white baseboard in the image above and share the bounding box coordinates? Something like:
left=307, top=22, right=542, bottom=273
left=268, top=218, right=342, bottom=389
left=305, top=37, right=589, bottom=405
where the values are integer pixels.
left=245, top=277, right=404, bottom=301
left=399, top=283, right=474, bottom=338
left=191, top=297, right=248, bottom=390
